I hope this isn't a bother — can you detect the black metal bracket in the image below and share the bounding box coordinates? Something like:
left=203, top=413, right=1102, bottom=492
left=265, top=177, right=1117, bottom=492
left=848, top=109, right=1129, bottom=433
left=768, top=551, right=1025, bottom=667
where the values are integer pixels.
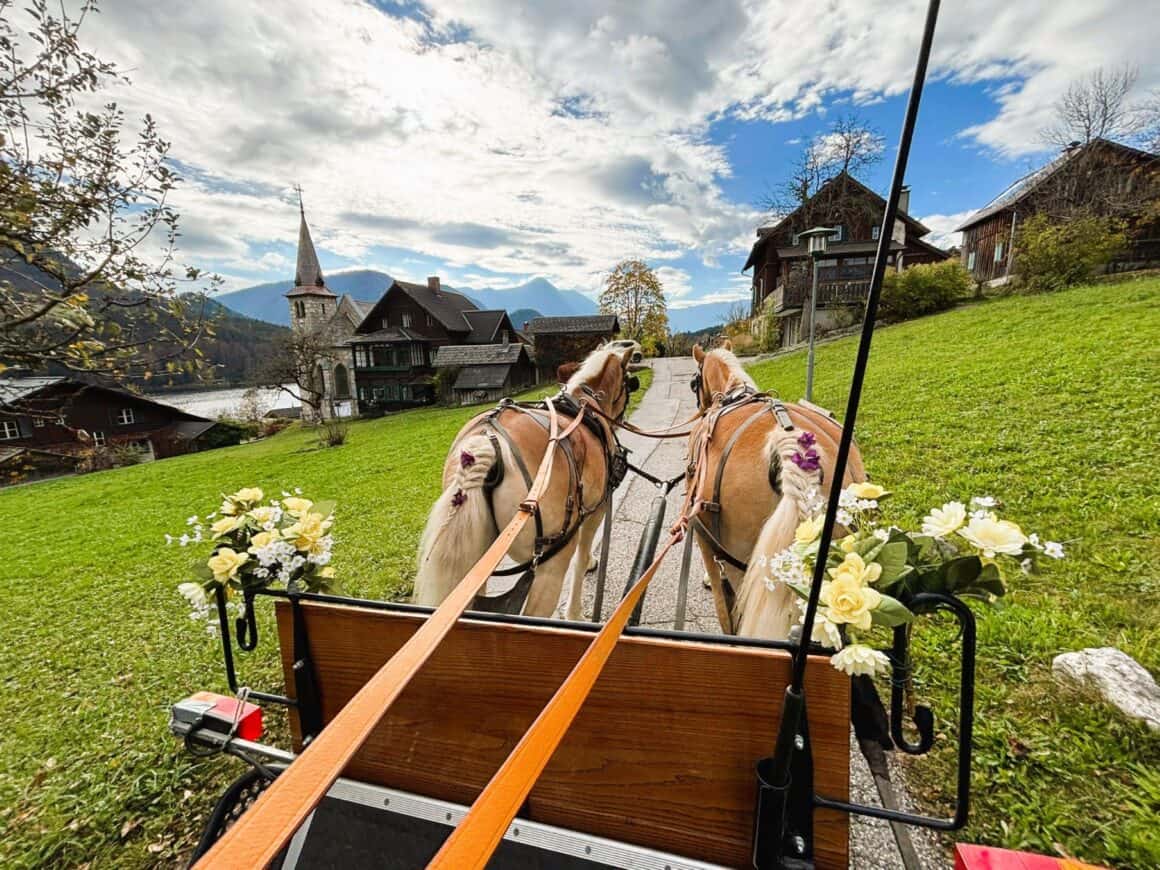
left=213, top=587, right=304, bottom=710
left=290, top=592, right=324, bottom=741
left=813, top=591, right=976, bottom=831
left=620, top=493, right=668, bottom=626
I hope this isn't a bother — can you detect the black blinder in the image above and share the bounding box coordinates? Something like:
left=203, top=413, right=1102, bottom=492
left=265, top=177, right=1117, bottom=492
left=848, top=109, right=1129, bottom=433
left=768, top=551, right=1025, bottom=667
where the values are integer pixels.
left=690, top=371, right=703, bottom=397
left=626, top=375, right=640, bottom=393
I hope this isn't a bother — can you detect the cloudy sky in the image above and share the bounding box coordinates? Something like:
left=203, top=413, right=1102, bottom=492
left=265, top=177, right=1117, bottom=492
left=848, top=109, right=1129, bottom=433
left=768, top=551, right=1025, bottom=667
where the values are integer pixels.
left=79, top=0, right=1156, bottom=306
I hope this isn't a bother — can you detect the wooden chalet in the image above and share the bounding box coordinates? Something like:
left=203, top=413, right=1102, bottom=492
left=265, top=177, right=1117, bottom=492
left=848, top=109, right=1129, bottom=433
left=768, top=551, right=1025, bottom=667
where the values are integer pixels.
left=0, top=376, right=215, bottom=481
left=956, top=138, right=1160, bottom=284
left=345, top=277, right=519, bottom=410
left=743, top=172, right=947, bottom=347
left=524, top=315, right=620, bottom=381
left=431, top=341, right=536, bottom=405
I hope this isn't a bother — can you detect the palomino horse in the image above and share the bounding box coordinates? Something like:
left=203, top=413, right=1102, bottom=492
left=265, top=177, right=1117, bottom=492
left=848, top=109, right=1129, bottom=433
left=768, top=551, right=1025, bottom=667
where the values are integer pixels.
left=687, top=343, right=867, bottom=640
left=413, top=344, right=638, bottom=618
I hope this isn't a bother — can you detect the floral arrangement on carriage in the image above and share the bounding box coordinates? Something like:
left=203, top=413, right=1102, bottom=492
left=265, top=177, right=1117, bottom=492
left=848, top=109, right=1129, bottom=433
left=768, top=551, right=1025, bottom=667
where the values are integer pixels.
left=765, top=482, right=1065, bottom=677
left=170, top=486, right=337, bottom=635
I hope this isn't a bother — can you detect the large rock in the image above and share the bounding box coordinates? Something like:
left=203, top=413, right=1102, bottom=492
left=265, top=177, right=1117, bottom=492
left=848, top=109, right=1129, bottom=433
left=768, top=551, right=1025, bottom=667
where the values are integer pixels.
left=1052, top=647, right=1160, bottom=731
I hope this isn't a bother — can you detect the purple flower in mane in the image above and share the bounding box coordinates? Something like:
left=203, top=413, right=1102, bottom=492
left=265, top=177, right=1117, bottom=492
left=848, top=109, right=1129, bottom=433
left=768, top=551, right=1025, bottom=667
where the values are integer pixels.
left=451, top=489, right=467, bottom=508
left=791, top=447, right=821, bottom=473
left=460, top=450, right=476, bottom=468
left=797, top=431, right=816, bottom=449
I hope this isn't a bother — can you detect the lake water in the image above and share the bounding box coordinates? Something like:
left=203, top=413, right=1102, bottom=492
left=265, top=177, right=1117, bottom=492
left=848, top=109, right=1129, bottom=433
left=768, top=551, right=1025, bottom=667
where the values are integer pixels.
left=145, top=385, right=300, bottom=419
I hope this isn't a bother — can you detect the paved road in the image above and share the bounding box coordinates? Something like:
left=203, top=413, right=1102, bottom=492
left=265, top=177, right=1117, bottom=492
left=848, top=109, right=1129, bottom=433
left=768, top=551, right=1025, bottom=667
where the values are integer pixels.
left=569, top=357, right=948, bottom=870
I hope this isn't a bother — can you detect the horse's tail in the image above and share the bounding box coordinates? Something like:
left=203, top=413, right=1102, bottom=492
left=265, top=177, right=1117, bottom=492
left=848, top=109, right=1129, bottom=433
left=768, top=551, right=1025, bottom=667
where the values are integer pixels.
left=733, top=426, right=823, bottom=639
left=413, top=433, right=499, bottom=606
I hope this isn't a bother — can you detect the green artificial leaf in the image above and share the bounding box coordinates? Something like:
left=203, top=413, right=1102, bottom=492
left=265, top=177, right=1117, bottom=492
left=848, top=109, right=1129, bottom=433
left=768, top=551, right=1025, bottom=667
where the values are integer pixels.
left=973, top=562, right=1006, bottom=598
left=873, top=541, right=911, bottom=584
left=311, top=499, right=337, bottom=519
left=944, top=555, right=983, bottom=592
left=870, top=594, right=914, bottom=627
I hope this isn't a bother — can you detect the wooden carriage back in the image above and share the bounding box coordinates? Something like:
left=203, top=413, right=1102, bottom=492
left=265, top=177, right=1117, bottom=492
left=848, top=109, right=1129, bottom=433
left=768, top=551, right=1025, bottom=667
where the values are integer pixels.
left=275, top=601, right=849, bottom=869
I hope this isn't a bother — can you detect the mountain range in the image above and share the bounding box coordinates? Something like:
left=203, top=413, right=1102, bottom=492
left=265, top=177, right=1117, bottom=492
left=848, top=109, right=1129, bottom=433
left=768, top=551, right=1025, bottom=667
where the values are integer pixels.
left=216, top=271, right=597, bottom=327
left=216, top=270, right=741, bottom=333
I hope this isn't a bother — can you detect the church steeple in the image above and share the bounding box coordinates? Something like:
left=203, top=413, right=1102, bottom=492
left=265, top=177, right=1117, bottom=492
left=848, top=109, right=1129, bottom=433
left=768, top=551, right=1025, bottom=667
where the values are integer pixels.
left=287, top=187, right=334, bottom=298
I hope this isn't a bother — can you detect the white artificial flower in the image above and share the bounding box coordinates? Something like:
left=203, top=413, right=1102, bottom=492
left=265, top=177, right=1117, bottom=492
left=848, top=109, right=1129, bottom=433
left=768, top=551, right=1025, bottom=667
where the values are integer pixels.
left=922, top=502, right=967, bottom=538
left=831, top=644, right=891, bottom=677
left=970, top=509, right=992, bottom=521
left=838, top=489, right=858, bottom=510
left=836, top=509, right=853, bottom=527
left=1020, top=558, right=1033, bottom=575
left=970, top=496, right=997, bottom=508
left=1029, top=533, right=1041, bottom=548
left=186, top=515, right=199, bottom=526
left=957, top=516, right=1028, bottom=558
left=294, top=487, right=303, bottom=494
left=178, top=534, right=190, bottom=547
left=873, top=528, right=890, bottom=541
left=164, top=534, right=174, bottom=546
left=804, top=614, right=843, bottom=651
left=763, top=548, right=809, bottom=592
left=803, top=487, right=826, bottom=517
left=1043, top=541, right=1065, bottom=559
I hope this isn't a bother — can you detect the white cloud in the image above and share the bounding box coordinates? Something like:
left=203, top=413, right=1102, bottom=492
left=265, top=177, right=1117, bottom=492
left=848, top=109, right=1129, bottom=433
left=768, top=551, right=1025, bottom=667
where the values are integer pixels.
left=655, top=266, right=694, bottom=301
left=918, top=211, right=975, bottom=250
left=60, top=0, right=1155, bottom=303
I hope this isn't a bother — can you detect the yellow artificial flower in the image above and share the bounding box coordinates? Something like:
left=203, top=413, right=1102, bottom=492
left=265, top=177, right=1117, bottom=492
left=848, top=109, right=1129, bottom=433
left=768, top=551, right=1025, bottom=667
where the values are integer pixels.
left=820, top=575, right=882, bottom=630
left=828, top=551, right=882, bottom=586
left=232, top=487, right=264, bottom=505
left=210, top=515, right=244, bottom=538
left=319, top=566, right=336, bottom=579
left=839, top=534, right=858, bottom=553
left=207, top=548, right=249, bottom=583
left=847, top=482, right=888, bottom=500
left=921, top=501, right=966, bottom=538
left=795, top=515, right=824, bottom=544
left=219, top=498, right=238, bottom=516
left=283, top=511, right=329, bottom=554
left=957, top=515, right=1027, bottom=558
left=282, top=496, right=314, bottom=516
left=248, top=531, right=279, bottom=552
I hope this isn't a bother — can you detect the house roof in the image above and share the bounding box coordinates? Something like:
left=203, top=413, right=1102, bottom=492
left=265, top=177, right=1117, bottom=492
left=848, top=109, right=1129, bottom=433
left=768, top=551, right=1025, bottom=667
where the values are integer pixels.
left=433, top=343, right=528, bottom=367
left=453, top=365, right=515, bottom=391
left=462, top=309, right=509, bottom=343
left=526, top=315, right=619, bottom=335
left=390, top=280, right=479, bottom=332
left=955, top=138, right=1160, bottom=231
left=773, top=240, right=907, bottom=259
left=0, top=376, right=211, bottom=422
left=0, top=376, right=65, bottom=405
left=743, top=172, right=932, bottom=272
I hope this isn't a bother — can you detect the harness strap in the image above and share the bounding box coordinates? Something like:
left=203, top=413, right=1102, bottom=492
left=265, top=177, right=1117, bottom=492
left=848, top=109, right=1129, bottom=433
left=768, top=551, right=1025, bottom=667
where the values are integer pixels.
left=193, top=399, right=584, bottom=870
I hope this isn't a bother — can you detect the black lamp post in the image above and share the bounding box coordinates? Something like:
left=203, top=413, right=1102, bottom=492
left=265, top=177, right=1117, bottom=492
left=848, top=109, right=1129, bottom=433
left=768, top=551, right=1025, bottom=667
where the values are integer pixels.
left=798, top=226, right=838, bottom=401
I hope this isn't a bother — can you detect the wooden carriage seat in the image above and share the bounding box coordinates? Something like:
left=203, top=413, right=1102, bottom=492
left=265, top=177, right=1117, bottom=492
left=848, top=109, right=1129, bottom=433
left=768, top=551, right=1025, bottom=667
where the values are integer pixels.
left=275, top=602, right=849, bottom=869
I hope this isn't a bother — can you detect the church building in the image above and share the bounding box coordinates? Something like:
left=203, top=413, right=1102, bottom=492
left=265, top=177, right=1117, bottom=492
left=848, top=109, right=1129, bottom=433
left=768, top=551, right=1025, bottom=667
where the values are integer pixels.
left=286, top=202, right=528, bottom=417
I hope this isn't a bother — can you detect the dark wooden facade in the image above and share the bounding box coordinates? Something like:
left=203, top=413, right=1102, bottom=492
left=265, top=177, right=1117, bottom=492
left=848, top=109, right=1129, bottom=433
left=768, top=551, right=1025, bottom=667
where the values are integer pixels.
left=743, top=173, right=947, bottom=347
left=348, top=278, right=516, bottom=411
left=958, top=138, right=1160, bottom=284
left=525, top=315, right=620, bottom=381
left=0, top=377, right=214, bottom=460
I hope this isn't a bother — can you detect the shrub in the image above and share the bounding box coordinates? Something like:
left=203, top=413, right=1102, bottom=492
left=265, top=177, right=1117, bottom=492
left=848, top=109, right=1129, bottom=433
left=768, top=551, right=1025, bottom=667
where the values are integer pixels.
left=1014, top=213, right=1127, bottom=293
left=879, top=261, right=972, bottom=322
left=200, top=419, right=259, bottom=449
left=319, top=417, right=348, bottom=448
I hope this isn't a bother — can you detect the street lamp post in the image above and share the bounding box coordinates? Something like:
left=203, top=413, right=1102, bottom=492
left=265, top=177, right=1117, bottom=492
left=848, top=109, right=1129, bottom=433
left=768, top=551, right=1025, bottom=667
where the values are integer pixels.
left=799, top=226, right=837, bottom=402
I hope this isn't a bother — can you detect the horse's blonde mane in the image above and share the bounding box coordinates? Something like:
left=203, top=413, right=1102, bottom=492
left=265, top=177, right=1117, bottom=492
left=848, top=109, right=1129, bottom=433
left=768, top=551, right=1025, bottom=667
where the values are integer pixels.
left=565, top=345, right=622, bottom=394
left=708, top=347, right=756, bottom=392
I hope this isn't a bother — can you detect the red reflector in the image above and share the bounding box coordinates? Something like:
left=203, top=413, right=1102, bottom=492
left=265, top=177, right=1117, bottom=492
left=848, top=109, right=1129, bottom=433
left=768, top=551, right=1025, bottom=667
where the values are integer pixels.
left=955, top=845, right=1107, bottom=870
left=188, top=691, right=264, bottom=741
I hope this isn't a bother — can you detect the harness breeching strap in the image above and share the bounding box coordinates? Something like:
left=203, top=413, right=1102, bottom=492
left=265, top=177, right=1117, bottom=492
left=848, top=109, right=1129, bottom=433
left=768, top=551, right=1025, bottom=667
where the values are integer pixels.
left=193, top=398, right=587, bottom=870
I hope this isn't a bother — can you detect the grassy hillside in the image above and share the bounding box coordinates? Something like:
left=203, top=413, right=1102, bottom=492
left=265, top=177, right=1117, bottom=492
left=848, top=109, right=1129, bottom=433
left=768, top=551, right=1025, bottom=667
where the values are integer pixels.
left=0, top=372, right=650, bottom=867
left=747, top=278, right=1160, bottom=867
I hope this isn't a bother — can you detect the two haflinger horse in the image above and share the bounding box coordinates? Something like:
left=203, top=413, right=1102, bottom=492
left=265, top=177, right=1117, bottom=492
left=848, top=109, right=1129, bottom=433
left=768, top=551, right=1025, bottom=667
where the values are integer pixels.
left=412, top=340, right=863, bottom=644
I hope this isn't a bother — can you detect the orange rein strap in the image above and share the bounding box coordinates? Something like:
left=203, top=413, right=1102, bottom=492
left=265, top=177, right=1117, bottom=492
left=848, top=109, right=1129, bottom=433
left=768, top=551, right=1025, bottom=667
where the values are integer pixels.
left=427, top=525, right=689, bottom=869
left=195, top=398, right=586, bottom=869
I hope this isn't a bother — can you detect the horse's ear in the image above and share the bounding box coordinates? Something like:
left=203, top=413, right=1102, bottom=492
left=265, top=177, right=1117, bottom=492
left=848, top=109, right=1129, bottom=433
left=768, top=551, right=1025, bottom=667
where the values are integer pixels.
left=618, top=346, right=635, bottom=368
left=692, top=344, right=705, bottom=364
left=722, top=339, right=733, bottom=352
left=557, top=362, right=580, bottom=383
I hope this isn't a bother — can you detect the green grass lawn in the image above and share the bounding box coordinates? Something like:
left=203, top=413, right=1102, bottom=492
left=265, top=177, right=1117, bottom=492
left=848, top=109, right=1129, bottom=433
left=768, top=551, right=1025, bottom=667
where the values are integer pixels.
left=0, top=370, right=651, bottom=867
left=747, top=278, right=1160, bottom=868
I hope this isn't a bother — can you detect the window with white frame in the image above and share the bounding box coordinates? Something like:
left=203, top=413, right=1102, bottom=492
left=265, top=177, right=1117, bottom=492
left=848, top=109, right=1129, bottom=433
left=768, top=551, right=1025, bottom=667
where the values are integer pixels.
left=0, top=420, right=20, bottom=440
left=402, top=312, right=412, bottom=328
left=871, top=225, right=880, bottom=240
left=832, top=224, right=844, bottom=242
left=92, top=431, right=106, bottom=447
left=967, top=251, right=976, bottom=270
left=33, top=416, right=46, bottom=428
left=116, top=407, right=135, bottom=425
left=426, top=313, right=434, bottom=327
left=994, top=241, right=1005, bottom=263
